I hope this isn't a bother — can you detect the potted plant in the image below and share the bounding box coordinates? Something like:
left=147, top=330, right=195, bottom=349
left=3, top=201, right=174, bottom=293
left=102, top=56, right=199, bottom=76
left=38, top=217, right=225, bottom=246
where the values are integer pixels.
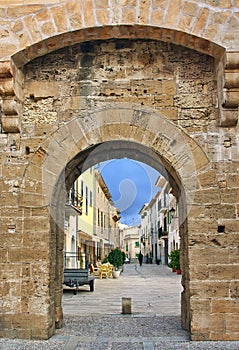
left=108, top=248, right=124, bottom=278
left=174, top=249, right=181, bottom=275
left=168, top=249, right=176, bottom=271
left=168, top=249, right=181, bottom=274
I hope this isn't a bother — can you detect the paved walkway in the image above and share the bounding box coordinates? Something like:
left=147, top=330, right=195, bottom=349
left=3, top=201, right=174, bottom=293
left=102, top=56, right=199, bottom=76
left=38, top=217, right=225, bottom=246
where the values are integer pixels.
left=62, top=263, right=182, bottom=317
left=1, top=264, right=239, bottom=349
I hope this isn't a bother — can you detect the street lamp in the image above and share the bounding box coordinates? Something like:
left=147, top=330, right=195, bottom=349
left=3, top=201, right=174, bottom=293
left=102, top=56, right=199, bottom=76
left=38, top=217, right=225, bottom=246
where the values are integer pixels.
left=169, top=207, right=176, bottom=218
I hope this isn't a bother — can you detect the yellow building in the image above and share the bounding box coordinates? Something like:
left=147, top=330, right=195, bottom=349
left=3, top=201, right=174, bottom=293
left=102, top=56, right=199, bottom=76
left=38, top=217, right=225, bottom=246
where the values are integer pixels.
left=77, top=167, right=95, bottom=268
left=64, top=167, right=120, bottom=269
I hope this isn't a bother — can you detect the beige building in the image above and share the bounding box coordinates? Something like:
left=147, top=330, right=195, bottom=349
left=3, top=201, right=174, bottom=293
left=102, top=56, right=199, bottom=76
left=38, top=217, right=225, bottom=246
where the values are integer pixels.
left=94, top=170, right=120, bottom=261
left=120, top=224, right=141, bottom=263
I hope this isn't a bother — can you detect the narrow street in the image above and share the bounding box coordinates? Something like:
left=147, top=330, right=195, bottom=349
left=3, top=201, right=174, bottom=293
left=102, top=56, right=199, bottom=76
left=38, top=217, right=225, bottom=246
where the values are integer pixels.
left=62, top=264, right=182, bottom=317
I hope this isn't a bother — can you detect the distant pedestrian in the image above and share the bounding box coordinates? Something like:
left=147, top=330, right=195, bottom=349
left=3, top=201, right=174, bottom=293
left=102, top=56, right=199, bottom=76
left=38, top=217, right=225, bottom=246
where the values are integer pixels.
left=138, top=251, right=143, bottom=266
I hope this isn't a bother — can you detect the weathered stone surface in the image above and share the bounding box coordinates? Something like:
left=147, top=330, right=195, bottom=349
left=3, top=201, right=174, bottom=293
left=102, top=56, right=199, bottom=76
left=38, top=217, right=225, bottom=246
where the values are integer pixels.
left=0, top=2, right=239, bottom=342
left=190, top=281, right=230, bottom=298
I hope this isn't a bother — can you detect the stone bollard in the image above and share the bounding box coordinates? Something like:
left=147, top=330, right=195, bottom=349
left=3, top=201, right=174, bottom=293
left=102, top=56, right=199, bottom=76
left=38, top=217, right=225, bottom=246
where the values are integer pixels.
left=122, top=297, right=132, bottom=314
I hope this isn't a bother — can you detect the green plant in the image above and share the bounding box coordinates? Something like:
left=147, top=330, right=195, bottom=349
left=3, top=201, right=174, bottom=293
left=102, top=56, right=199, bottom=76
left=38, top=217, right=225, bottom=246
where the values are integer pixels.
left=102, top=256, right=109, bottom=264
left=108, top=248, right=124, bottom=270
left=168, top=249, right=180, bottom=270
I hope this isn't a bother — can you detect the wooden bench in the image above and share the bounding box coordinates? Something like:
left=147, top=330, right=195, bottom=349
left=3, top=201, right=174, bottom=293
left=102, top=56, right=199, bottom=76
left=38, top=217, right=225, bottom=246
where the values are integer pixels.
left=63, top=268, right=95, bottom=294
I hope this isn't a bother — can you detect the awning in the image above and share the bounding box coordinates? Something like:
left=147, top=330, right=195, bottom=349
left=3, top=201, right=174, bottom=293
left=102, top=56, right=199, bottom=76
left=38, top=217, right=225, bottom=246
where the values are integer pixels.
left=78, top=230, right=93, bottom=240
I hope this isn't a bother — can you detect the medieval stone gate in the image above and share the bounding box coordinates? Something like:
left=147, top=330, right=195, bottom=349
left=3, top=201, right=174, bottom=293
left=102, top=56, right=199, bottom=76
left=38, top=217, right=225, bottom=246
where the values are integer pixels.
left=0, top=0, right=239, bottom=341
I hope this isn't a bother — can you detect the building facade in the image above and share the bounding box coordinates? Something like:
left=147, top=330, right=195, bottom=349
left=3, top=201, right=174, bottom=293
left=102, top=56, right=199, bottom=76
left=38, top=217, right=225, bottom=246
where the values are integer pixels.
left=64, top=167, right=120, bottom=269
left=94, top=170, right=121, bottom=260
left=64, top=182, right=83, bottom=268
left=139, top=176, right=180, bottom=266
left=120, top=224, right=141, bottom=263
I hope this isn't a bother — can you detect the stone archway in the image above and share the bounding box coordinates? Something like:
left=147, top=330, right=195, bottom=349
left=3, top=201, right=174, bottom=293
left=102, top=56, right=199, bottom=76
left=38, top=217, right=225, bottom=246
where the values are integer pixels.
left=0, top=2, right=239, bottom=341
left=18, top=105, right=211, bottom=340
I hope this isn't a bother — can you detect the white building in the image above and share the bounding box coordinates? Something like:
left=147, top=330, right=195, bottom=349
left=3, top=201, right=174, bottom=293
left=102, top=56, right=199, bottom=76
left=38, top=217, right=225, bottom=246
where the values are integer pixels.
left=64, top=183, right=83, bottom=268
left=139, top=176, right=180, bottom=265
left=138, top=203, right=150, bottom=262
left=119, top=224, right=141, bottom=263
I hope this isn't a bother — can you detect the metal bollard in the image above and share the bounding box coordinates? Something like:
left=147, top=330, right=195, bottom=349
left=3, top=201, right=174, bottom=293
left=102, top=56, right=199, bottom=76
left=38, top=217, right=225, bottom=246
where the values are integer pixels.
left=122, top=297, right=132, bottom=314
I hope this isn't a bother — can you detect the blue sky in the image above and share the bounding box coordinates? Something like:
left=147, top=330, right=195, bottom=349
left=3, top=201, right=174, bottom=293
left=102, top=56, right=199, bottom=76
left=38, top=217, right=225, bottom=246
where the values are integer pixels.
left=98, top=159, right=160, bottom=226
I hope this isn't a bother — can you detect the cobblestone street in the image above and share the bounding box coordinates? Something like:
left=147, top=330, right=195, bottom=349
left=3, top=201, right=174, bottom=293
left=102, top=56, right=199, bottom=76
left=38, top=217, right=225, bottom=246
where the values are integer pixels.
left=1, top=264, right=239, bottom=349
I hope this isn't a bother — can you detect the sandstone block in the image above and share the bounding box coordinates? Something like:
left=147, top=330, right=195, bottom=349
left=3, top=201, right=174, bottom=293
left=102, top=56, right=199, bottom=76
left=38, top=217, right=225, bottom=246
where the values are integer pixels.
left=51, top=5, right=68, bottom=32
left=212, top=299, right=239, bottom=313
left=230, top=281, right=239, bottom=298
left=95, top=0, right=109, bottom=8
left=209, top=264, right=239, bottom=280
left=190, top=281, right=230, bottom=298
left=189, top=247, right=229, bottom=265
left=210, top=332, right=239, bottom=341
left=0, top=62, right=12, bottom=78
left=0, top=79, right=14, bottom=96
left=24, top=81, right=60, bottom=98
left=190, top=299, right=211, bottom=314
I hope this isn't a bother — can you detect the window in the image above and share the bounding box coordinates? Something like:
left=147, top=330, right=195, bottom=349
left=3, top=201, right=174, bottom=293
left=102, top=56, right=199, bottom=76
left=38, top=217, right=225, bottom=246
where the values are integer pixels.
left=70, top=184, right=75, bottom=204
left=90, top=191, right=93, bottom=207
left=85, top=186, right=88, bottom=215
left=164, top=192, right=167, bottom=207
left=135, top=241, right=139, bottom=248
left=163, top=216, right=167, bottom=232
left=126, top=242, right=128, bottom=251
left=97, top=209, right=100, bottom=226
left=81, top=180, right=84, bottom=197
left=158, top=199, right=161, bottom=211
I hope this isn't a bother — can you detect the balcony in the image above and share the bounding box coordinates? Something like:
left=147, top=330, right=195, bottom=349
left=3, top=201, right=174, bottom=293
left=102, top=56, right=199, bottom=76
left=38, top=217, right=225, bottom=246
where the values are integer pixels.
left=112, top=213, right=121, bottom=222
left=158, top=227, right=168, bottom=239
left=65, top=189, right=83, bottom=215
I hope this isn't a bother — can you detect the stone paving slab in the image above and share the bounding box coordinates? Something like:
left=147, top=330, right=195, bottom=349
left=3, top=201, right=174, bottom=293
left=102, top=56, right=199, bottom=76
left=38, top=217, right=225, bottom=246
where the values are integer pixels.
left=62, top=264, right=182, bottom=317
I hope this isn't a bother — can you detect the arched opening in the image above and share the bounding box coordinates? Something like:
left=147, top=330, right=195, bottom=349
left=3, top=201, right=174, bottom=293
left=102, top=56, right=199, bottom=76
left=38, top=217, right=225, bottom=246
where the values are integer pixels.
left=50, top=139, right=194, bottom=335
left=11, top=34, right=223, bottom=340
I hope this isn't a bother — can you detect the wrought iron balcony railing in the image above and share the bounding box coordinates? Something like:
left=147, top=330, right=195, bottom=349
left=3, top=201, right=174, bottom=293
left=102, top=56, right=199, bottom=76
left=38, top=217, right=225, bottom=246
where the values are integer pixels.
left=66, top=189, right=83, bottom=214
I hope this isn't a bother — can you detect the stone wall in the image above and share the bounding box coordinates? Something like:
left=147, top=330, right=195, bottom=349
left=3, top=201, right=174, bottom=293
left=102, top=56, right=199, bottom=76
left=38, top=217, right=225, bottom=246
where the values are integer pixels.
left=0, top=0, right=239, bottom=342
left=23, top=39, right=216, bottom=131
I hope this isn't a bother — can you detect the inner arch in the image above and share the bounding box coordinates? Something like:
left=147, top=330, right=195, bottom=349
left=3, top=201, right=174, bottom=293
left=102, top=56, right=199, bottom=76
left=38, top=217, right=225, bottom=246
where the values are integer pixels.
left=12, top=26, right=225, bottom=68
left=64, top=140, right=181, bottom=197
left=52, top=139, right=191, bottom=333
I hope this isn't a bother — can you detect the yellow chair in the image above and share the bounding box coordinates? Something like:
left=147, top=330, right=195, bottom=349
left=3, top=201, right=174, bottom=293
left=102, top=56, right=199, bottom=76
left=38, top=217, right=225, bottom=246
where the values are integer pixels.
left=90, top=264, right=100, bottom=277
left=106, top=263, right=113, bottom=278
left=99, top=264, right=108, bottom=279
